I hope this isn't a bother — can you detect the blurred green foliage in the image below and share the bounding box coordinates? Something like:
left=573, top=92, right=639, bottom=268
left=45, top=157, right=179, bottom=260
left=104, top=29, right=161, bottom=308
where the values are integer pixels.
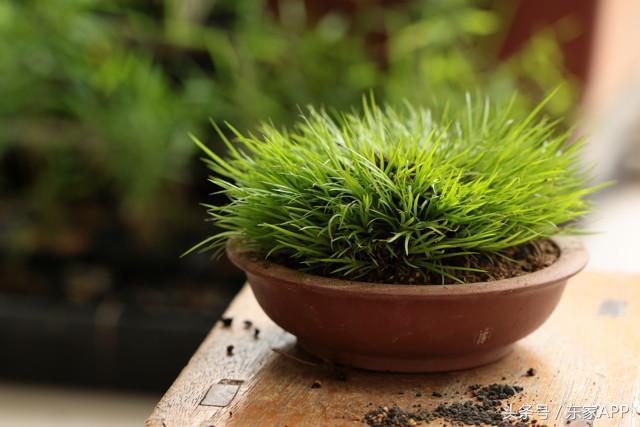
left=0, top=0, right=579, bottom=253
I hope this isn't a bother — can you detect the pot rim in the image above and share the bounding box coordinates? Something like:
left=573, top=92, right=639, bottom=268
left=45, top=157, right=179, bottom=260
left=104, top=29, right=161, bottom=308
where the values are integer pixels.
left=226, top=236, right=588, bottom=296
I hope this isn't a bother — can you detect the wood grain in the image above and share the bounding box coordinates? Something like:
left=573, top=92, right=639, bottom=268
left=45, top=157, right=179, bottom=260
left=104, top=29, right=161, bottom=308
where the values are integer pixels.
left=146, top=272, right=640, bottom=427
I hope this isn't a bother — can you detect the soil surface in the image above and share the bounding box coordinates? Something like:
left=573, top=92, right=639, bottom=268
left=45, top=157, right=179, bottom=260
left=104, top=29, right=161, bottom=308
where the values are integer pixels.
left=446, top=239, right=559, bottom=285
left=273, top=238, right=560, bottom=285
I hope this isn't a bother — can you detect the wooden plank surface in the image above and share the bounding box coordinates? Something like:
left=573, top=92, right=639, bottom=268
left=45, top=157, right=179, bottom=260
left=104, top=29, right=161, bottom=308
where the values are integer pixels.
left=146, top=272, right=640, bottom=427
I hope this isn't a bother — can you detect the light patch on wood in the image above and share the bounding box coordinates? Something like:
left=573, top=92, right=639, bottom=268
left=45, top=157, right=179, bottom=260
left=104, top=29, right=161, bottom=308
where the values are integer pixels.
left=200, top=382, right=242, bottom=407
left=597, top=299, right=627, bottom=317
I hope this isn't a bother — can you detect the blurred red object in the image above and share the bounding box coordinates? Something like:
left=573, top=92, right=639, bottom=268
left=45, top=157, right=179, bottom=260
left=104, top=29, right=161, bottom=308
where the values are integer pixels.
left=500, top=0, right=598, bottom=83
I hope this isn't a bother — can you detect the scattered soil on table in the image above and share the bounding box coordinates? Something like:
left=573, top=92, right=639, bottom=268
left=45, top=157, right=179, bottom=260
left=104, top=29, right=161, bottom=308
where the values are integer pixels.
left=364, top=383, right=545, bottom=427
left=243, top=320, right=253, bottom=329
left=253, top=328, right=261, bottom=339
left=525, top=368, right=536, bottom=377
left=220, top=317, right=233, bottom=327
left=226, top=345, right=234, bottom=356
left=311, top=380, right=322, bottom=389
left=270, top=239, right=559, bottom=285
left=432, top=400, right=507, bottom=425
left=471, top=383, right=523, bottom=407
left=364, top=405, right=430, bottom=427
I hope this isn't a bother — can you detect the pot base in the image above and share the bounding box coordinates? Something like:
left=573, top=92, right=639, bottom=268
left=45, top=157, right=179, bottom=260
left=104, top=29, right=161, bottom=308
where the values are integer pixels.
left=297, top=340, right=514, bottom=373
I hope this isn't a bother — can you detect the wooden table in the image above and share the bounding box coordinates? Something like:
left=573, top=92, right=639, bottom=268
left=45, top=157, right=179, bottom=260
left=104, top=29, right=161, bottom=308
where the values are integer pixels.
left=146, top=272, right=640, bottom=426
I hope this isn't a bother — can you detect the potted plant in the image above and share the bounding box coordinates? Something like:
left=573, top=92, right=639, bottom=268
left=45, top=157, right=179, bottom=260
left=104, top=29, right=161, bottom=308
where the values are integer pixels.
left=189, top=98, right=597, bottom=372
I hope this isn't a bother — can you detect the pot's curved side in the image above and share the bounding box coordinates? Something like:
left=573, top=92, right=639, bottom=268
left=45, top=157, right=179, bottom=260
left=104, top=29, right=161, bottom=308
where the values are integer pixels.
left=228, top=238, right=586, bottom=372
left=245, top=271, right=567, bottom=371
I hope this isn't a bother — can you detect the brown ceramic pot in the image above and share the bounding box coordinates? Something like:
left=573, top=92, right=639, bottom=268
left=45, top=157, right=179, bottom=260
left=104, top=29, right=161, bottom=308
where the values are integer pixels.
left=227, top=237, right=587, bottom=372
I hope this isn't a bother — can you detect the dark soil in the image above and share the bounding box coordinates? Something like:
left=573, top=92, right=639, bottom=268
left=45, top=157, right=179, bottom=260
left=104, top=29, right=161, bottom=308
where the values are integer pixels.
left=449, top=239, right=559, bottom=285
left=432, top=400, right=506, bottom=425
left=364, top=383, right=546, bottom=427
left=272, top=239, right=559, bottom=285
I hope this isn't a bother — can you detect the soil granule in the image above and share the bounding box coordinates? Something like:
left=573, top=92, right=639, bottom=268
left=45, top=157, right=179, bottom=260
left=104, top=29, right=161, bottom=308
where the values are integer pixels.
left=364, top=383, right=545, bottom=427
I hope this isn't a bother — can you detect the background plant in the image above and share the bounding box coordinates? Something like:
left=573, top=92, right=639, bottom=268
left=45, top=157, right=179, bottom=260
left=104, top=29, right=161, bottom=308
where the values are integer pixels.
left=193, top=97, right=597, bottom=282
left=0, top=0, right=580, bottom=257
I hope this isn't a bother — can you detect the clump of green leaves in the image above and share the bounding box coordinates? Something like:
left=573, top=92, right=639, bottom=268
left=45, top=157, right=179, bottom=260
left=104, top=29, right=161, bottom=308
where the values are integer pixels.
left=197, top=96, right=597, bottom=283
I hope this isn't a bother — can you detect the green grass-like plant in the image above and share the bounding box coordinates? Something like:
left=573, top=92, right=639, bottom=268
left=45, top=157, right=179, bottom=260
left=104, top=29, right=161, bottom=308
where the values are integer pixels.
left=192, top=96, right=598, bottom=283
